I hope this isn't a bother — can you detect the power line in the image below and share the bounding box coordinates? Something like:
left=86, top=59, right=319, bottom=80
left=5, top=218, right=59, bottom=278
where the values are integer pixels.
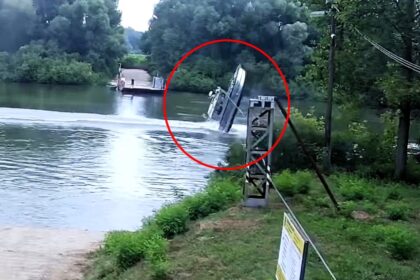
left=333, top=6, right=420, bottom=74
left=354, top=28, right=420, bottom=74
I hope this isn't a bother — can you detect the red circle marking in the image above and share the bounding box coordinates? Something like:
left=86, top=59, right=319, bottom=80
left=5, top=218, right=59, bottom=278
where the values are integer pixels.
left=163, top=39, right=291, bottom=171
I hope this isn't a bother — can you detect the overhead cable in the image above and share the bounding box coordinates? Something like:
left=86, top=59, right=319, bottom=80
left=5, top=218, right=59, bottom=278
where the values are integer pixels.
left=353, top=28, right=420, bottom=75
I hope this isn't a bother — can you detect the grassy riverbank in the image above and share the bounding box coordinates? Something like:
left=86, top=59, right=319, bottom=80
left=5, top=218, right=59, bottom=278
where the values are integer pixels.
left=84, top=171, right=420, bottom=280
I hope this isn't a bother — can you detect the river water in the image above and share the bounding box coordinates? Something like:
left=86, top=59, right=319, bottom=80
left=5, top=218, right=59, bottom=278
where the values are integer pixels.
left=0, top=83, right=418, bottom=231
left=0, top=83, right=245, bottom=231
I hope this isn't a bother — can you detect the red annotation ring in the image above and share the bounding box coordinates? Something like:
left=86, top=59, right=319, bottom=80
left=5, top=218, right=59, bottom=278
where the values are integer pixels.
left=163, top=39, right=291, bottom=171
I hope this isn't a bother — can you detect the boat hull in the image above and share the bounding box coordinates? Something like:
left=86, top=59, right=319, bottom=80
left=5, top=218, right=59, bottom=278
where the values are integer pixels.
left=218, top=65, right=246, bottom=133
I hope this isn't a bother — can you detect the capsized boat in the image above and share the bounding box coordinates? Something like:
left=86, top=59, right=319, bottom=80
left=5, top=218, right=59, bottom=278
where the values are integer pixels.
left=207, top=65, right=246, bottom=133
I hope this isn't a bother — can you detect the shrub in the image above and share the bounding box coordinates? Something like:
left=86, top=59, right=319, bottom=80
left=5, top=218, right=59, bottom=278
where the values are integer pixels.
left=386, top=187, right=402, bottom=200
left=144, top=233, right=169, bottom=279
left=340, top=181, right=367, bottom=201
left=386, top=230, right=418, bottom=260
left=143, top=230, right=168, bottom=262
left=37, top=58, right=96, bottom=84
left=335, top=175, right=375, bottom=201
left=10, top=42, right=98, bottom=85
left=205, top=179, right=241, bottom=208
left=104, top=231, right=147, bottom=269
left=183, top=193, right=210, bottom=220
left=183, top=178, right=240, bottom=220
left=371, top=225, right=418, bottom=260
left=170, top=67, right=216, bottom=93
left=294, top=170, right=312, bottom=194
left=273, top=170, right=298, bottom=196
left=104, top=225, right=167, bottom=270
left=370, top=225, right=388, bottom=242
left=154, top=204, right=189, bottom=238
left=340, top=201, right=358, bottom=218
left=273, top=170, right=312, bottom=196
left=150, top=260, right=169, bottom=280
left=386, top=202, right=411, bottom=221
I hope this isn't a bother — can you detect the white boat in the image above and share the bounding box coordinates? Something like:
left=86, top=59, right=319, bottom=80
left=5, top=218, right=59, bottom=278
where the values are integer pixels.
left=207, top=65, right=246, bottom=133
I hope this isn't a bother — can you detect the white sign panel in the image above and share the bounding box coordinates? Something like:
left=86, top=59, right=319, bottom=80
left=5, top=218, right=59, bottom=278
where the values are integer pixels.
left=276, top=213, right=308, bottom=280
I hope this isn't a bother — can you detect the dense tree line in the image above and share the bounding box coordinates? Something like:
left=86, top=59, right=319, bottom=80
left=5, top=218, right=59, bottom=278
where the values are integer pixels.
left=0, top=0, right=126, bottom=84
left=141, top=0, right=314, bottom=94
left=141, top=0, right=419, bottom=179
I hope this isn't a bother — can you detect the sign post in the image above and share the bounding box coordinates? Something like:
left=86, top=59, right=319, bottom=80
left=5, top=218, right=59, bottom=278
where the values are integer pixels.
left=276, top=213, right=309, bottom=280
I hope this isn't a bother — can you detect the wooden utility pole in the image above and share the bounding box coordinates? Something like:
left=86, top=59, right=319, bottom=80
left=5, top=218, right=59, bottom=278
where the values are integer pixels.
left=394, top=0, right=415, bottom=179
left=324, top=1, right=337, bottom=172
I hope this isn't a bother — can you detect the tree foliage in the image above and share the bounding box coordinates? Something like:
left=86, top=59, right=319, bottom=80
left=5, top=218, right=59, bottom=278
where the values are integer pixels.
left=0, top=0, right=127, bottom=84
left=141, top=0, right=313, bottom=93
left=302, top=0, right=420, bottom=178
left=11, top=41, right=97, bottom=84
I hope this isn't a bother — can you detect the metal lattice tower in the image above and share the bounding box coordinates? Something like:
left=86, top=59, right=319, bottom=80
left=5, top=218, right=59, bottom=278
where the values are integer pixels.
left=244, top=96, right=275, bottom=207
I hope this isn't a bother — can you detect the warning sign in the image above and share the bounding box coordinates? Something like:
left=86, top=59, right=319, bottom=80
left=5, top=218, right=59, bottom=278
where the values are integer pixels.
left=276, top=213, right=309, bottom=280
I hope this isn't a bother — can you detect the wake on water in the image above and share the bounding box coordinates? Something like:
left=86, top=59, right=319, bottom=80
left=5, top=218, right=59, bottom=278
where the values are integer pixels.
left=0, top=107, right=247, bottom=135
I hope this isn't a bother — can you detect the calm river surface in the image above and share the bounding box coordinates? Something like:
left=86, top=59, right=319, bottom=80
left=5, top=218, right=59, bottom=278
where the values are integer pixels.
left=0, top=83, right=245, bottom=231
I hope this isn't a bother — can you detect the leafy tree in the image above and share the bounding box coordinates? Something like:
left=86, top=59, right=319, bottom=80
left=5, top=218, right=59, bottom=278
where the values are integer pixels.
left=11, top=41, right=97, bottom=84
left=338, top=0, right=420, bottom=179
left=33, top=0, right=66, bottom=24
left=46, top=0, right=126, bottom=75
left=141, top=0, right=313, bottom=92
left=0, top=0, right=127, bottom=83
left=303, top=0, right=420, bottom=179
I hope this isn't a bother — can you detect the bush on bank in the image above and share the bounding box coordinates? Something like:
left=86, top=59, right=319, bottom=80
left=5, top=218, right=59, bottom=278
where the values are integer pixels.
left=371, top=225, right=418, bottom=260
left=0, top=42, right=105, bottom=85
left=283, top=170, right=419, bottom=262
left=99, top=177, right=241, bottom=278
left=225, top=107, right=420, bottom=183
left=169, top=67, right=217, bottom=94
left=259, top=168, right=419, bottom=263
left=273, top=169, right=312, bottom=196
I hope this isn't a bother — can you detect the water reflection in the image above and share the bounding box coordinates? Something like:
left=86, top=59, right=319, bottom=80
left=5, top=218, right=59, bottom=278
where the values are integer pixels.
left=0, top=85, right=243, bottom=231
left=116, top=95, right=146, bottom=117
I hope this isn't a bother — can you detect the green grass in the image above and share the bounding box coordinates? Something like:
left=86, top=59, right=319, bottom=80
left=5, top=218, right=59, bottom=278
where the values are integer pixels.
left=84, top=172, right=420, bottom=280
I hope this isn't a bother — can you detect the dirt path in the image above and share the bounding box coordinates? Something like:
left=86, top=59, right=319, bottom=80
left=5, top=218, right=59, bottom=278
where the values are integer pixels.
left=0, top=227, right=104, bottom=280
